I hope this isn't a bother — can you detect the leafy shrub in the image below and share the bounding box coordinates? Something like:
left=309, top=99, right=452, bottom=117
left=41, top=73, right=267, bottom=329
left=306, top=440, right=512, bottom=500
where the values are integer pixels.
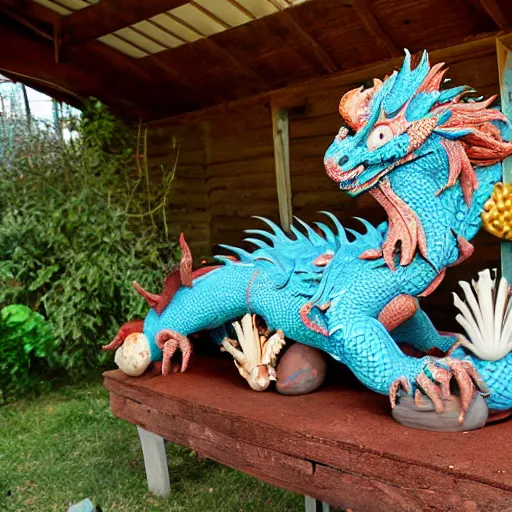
left=0, top=101, right=179, bottom=376
left=0, top=304, right=56, bottom=401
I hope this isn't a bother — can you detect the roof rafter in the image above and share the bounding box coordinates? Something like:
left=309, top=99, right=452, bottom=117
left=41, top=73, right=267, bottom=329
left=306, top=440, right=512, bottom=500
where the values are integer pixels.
left=0, top=15, right=164, bottom=119
left=205, top=39, right=270, bottom=91
left=476, top=0, right=510, bottom=30
left=279, top=12, right=337, bottom=73
left=351, top=0, right=400, bottom=58
left=59, top=0, right=191, bottom=47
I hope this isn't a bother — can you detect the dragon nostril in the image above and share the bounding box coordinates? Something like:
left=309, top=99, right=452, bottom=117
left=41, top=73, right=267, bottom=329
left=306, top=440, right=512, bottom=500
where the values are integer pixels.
left=338, top=156, right=349, bottom=167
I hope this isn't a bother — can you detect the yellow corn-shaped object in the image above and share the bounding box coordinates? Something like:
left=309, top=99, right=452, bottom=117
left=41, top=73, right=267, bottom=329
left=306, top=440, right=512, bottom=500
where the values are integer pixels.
left=482, top=182, right=512, bottom=240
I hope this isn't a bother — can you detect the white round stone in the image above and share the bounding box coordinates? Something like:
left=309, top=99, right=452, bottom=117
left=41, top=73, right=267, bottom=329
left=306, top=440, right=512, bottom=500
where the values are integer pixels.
left=114, top=333, right=150, bottom=377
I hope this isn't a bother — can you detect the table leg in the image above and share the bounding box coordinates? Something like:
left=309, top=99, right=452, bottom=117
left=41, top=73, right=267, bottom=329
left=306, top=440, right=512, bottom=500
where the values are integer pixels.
left=305, top=495, right=330, bottom=512
left=137, top=426, right=171, bottom=497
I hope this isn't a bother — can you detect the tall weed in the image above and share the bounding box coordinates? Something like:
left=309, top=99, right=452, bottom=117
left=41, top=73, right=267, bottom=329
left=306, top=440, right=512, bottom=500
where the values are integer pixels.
left=0, top=101, right=179, bottom=376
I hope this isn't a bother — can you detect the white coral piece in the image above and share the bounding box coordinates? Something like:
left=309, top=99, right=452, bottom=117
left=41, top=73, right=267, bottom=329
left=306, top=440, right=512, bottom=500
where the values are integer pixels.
left=454, top=268, right=512, bottom=361
left=221, top=314, right=285, bottom=391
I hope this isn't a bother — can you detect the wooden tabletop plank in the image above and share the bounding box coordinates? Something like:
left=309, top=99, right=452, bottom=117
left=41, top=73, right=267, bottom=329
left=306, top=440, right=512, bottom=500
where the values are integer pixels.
left=104, top=355, right=512, bottom=509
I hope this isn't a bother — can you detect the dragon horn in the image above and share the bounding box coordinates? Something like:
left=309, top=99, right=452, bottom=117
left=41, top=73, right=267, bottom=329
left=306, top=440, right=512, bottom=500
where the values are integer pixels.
left=133, top=281, right=160, bottom=309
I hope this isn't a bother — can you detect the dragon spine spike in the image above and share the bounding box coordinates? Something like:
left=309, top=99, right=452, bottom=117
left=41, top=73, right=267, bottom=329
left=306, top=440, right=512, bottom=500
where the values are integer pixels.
left=314, top=222, right=337, bottom=244
left=319, top=211, right=347, bottom=240
left=179, top=233, right=193, bottom=287
left=213, top=255, right=236, bottom=265
left=454, top=269, right=512, bottom=360
left=252, top=216, right=284, bottom=236
left=132, top=281, right=160, bottom=308
left=217, top=244, right=253, bottom=261
left=290, top=224, right=307, bottom=242
left=296, top=217, right=326, bottom=246
left=353, top=216, right=377, bottom=236
left=346, top=228, right=364, bottom=243
left=244, top=229, right=278, bottom=243
left=244, top=237, right=269, bottom=250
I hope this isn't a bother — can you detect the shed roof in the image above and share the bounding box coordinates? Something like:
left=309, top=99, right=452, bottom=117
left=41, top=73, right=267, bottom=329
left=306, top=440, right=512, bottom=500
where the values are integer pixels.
left=1, top=0, right=510, bottom=121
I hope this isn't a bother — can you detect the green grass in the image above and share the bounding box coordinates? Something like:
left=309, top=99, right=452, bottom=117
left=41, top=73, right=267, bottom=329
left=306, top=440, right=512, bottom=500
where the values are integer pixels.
left=0, top=381, right=303, bottom=511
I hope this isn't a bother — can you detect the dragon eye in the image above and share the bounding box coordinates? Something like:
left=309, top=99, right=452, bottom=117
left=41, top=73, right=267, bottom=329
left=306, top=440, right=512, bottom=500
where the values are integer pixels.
left=367, top=124, right=393, bottom=151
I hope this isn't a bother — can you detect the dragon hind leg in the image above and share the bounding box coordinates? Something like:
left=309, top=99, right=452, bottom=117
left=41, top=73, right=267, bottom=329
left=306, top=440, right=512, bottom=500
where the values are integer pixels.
left=156, top=329, right=193, bottom=375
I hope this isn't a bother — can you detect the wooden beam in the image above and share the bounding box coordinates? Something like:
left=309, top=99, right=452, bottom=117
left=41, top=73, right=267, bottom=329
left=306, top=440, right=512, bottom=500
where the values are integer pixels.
left=0, top=18, right=153, bottom=119
left=280, top=12, right=337, bottom=73
left=0, top=2, right=210, bottom=117
left=351, top=0, right=400, bottom=58
left=59, top=0, right=190, bottom=47
left=0, top=0, right=58, bottom=25
left=478, top=0, right=510, bottom=30
left=497, top=36, right=512, bottom=282
left=0, top=69, right=83, bottom=109
left=272, top=104, right=293, bottom=231
left=205, top=39, right=270, bottom=91
left=146, top=34, right=499, bottom=126
left=189, top=1, right=231, bottom=29
left=225, top=0, right=257, bottom=20
left=145, top=54, right=226, bottom=104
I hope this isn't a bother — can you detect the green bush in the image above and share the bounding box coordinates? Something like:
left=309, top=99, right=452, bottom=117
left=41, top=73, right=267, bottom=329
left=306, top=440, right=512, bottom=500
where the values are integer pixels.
left=0, top=101, right=179, bottom=377
left=0, top=304, right=56, bottom=401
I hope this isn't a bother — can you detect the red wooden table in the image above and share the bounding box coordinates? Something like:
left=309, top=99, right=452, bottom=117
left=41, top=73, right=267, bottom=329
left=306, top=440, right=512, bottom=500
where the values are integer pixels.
left=104, top=355, right=512, bottom=511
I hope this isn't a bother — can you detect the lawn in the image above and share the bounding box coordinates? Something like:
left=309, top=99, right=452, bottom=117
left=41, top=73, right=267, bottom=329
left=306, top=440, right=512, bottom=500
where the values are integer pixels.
left=0, top=380, right=303, bottom=511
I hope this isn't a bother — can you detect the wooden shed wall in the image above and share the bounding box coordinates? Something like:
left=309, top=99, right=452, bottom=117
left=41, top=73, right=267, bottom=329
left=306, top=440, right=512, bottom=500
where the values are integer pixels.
left=146, top=36, right=503, bottom=330
left=146, top=123, right=211, bottom=261
left=205, top=106, right=279, bottom=249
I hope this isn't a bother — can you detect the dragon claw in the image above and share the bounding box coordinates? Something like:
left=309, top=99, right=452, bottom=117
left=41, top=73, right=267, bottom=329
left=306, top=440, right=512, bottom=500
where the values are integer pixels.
left=156, top=329, right=192, bottom=376
left=389, top=376, right=411, bottom=409
left=390, top=357, right=488, bottom=424
left=423, top=358, right=486, bottom=423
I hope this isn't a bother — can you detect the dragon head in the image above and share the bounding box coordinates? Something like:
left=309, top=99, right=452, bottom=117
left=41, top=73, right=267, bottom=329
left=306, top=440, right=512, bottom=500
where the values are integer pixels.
left=324, top=50, right=512, bottom=206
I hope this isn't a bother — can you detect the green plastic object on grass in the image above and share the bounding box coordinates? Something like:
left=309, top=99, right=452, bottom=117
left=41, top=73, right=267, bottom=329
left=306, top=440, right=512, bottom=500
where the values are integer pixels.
left=0, top=304, right=56, bottom=400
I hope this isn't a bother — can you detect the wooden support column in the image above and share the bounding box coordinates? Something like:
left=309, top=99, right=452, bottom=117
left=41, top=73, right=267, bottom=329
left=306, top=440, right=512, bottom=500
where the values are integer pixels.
left=497, top=36, right=512, bottom=282
left=272, top=104, right=293, bottom=231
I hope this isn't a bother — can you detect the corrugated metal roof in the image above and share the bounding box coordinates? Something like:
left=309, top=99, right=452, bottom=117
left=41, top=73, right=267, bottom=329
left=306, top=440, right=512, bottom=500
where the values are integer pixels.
left=31, top=0, right=309, bottom=58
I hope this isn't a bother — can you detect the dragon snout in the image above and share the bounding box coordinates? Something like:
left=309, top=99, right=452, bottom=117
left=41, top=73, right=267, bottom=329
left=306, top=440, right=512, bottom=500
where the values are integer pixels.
left=324, top=155, right=364, bottom=190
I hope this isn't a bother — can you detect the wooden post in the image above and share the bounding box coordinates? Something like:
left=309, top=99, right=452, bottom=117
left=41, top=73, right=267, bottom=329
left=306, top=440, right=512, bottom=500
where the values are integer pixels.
left=497, top=36, right=512, bottom=282
left=137, top=426, right=171, bottom=497
left=272, top=104, right=293, bottom=232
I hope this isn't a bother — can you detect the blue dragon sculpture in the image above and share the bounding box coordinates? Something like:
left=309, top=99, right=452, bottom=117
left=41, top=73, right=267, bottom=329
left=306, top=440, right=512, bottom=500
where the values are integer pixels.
left=105, top=50, right=512, bottom=425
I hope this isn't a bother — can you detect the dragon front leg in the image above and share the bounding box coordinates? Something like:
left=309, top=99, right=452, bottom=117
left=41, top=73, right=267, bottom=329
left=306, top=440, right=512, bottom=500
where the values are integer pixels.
left=389, top=307, right=463, bottom=355
left=155, top=329, right=193, bottom=375
left=329, top=314, right=488, bottom=424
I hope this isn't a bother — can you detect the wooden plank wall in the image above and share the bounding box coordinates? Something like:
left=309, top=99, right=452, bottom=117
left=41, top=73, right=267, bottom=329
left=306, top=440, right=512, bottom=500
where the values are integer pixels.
left=146, top=123, right=211, bottom=261
left=205, top=105, right=280, bottom=251
left=147, top=36, right=502, bottom=329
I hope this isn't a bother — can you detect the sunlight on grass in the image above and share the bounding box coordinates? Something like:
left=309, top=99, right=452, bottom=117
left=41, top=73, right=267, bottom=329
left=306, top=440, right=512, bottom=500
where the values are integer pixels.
left=0, top=381, right=302, bottom=511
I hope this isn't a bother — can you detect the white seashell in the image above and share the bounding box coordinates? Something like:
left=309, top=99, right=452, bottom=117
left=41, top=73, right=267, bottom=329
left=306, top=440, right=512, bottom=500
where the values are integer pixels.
left=221, top=315, right=285, bottom=391
left=454, top=269, right=512, bottom=361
